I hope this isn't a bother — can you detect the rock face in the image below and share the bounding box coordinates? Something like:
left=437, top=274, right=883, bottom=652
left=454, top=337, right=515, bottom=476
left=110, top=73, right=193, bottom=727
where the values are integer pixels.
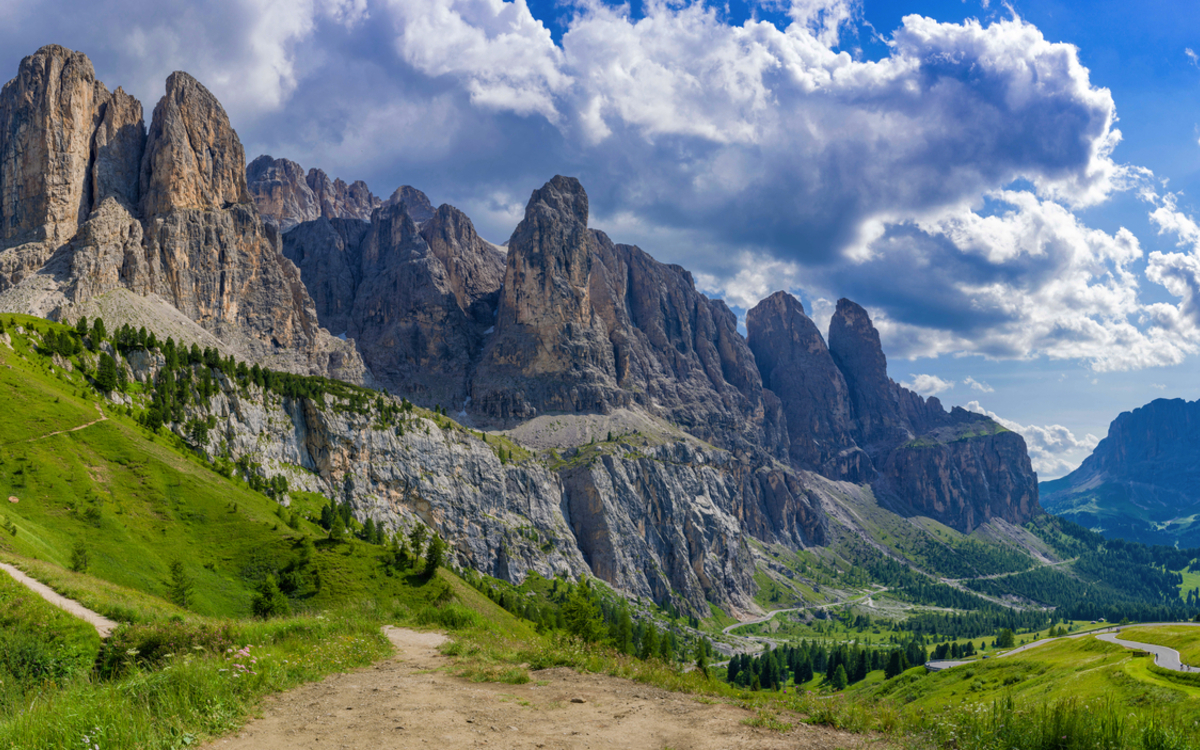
left=283, top=200, right=505, bottom=406
left=746, top=291, right=866, bottom=480
left=246, top=156, right=319, bottom=231
left=139, top=72, right=250, bottom=216
left=122, top=346, right=830, bottom=614
left=1041, top=398, right=1200, bottom=547
left=0, top=45, right=365, bottom=383
left=746, top=293, right=1039, bottom=532
left=306, top=167, right=380, bottom=223
left=384, top=185, right=435, bottom=223
left=473, top=176, right=785, bottom=456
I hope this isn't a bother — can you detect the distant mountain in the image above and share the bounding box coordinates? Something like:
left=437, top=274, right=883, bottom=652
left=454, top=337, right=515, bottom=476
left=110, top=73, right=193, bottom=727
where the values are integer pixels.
left=1041, top=398, right=1200, bottom=547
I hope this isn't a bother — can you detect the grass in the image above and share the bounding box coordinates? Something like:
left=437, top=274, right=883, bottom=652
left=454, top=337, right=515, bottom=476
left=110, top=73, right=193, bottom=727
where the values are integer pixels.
left=1121, top=625, right=1200, bottom=667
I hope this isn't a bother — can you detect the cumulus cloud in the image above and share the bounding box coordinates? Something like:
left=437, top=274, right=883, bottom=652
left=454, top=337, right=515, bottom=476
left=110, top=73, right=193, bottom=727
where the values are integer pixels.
left=964, top=376, right=994, bottom=393
left=965, top=401, right=1099, bottom=477
left=901, top=373, right=955, bottom=397
left=823, top=189, right=1198, bottom=371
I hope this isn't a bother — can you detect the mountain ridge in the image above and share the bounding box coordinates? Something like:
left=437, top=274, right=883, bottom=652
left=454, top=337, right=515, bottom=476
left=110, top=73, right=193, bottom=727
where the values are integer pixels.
left=0, top=44, right=1043, bottom=616
left=1041, top=397, right=1200, bottom=547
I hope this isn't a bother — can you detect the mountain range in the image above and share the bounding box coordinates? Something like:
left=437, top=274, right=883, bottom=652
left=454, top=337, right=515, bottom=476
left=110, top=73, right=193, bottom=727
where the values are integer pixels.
left=0, top=45, right=1041, bottom=615
left=1042, top=398, right=1200, bottom=547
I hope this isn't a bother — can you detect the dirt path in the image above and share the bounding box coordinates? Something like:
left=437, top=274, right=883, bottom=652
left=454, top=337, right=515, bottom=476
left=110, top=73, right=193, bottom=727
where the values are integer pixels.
left=28, top=402, right=107, bottom=442
left=204, top=627, right=871, bottom=750
left=0, top=561, right=117, bottom=637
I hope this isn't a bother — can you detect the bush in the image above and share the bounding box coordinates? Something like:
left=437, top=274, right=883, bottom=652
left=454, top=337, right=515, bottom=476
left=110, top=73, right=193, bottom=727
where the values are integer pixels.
left=97, top=620, right=235, bottom=678
left=0, top=630, right=79, bottom=683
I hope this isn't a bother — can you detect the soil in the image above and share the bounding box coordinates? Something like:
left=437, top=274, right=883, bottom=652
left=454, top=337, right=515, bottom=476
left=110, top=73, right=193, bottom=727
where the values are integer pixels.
left=0, top=561, right=118, bottom=637
left=204, top=627, right=871, bottom=750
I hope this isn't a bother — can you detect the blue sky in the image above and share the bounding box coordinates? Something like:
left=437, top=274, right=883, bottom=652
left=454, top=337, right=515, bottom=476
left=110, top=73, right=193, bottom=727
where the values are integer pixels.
left=3, top=0, right=1200, bottom=477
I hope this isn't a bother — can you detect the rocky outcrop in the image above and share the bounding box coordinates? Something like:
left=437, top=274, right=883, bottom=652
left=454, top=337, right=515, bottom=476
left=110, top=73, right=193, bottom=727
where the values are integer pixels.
left=0, top=45, right=107, bottom=246
left=744, top=292, right=1038, bottom=532
left=282, top=199, right=505, bottom=405
left=306, top=167, right=379, bottom=222
left=746, top=291, right=867, bottom=480
left=246, top=156, right=319, bottom=231
left=139, top=72, right=250, bottom=216
left=0, top=45, right=365, bottom=383
left=1041, top=398, right=1200, bottom=547
left=129, top=345, right=827, bottom=614
left=473, top=176, right=785, bottom=457
left=384, top=185, right=435, bottom=224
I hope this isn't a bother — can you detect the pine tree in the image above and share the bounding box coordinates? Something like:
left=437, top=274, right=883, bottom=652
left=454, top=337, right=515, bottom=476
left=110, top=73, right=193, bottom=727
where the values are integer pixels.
left=639, top=622, right=659, bottom=659
left=563, top=582, right=605, bottom=642
left=329, top=512, right=346, bottom=541
left=831, top=664, right=848, bottom=691
left=168, top=560, right=193, bottom=609
left=425, top=534, right=445, bottom=573
left=884, top=649, right=909, bottom=679
left=362, top=517, right=377, bottom=543
left=252, top=574, right=291, bottom=618
left=70, top=540, right=89, bottom=573
left=91, top=317, right=106, bottom=342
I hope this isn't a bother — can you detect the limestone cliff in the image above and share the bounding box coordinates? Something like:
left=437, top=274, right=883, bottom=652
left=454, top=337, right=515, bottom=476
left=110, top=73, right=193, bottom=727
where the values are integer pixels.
left=282, top=200, right=505, bottom=405
left=474, top=176, right=786, bottom=457
left=0, top=45, right=365, bottom=383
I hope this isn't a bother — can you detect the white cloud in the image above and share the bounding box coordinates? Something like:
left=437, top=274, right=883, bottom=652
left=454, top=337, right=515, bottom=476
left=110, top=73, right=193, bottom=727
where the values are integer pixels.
left=385, top=0, right=568, bottom=120
left=965, top=401, right=1099, bottom=477
left=1187, top=47, right=1199, bottom=67
left=901, top=373, right=955, bottom=397
left=964, top=376, right=994, bottom=393
left=1152, top=383, right=1167, bottom=390
left=838, top=188, right=1197, bottom=371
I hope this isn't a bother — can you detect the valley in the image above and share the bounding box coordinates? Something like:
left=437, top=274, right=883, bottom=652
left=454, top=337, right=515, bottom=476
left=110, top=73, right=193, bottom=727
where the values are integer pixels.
left=0, top=40, right=1197, bottom=750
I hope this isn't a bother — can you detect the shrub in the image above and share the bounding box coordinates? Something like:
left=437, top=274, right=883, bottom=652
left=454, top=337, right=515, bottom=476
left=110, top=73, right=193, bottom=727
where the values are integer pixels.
left=251, top=575, right=291, bottom=619
left=97, top=620, right=235, bottom=678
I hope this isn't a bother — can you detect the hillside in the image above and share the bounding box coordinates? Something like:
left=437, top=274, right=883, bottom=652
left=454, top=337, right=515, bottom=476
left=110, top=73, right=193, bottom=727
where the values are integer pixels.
left=1041, top=398, right=1200, bottom=547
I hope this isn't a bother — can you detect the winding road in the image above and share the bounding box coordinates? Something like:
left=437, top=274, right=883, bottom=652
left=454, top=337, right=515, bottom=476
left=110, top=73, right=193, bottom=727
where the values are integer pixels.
left=926, top=622, right=1200, bottom=674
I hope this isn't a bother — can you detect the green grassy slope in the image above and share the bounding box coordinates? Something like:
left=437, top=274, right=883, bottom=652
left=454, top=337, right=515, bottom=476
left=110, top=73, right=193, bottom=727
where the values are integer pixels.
left=0, top=314, right=416, bottom=620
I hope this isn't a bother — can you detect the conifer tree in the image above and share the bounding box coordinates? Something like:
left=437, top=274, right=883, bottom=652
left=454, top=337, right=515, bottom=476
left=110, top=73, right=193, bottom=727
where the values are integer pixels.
left=96, top=353, right=118, bottom=392
left=168, top=560, right=193, bottom=609
left=252, top=574, right=291, bottom=618
left=425, top=534, right=445, bottom=572
left=329, top=512, right=346, bottom=541
left=640, top=622, right=659, bottom=659
left=831, top=664, right=848, bottom=691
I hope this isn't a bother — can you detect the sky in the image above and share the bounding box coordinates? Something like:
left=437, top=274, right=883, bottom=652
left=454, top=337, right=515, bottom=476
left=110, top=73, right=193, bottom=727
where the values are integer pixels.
left=2, top=0, right=1200, bottom=478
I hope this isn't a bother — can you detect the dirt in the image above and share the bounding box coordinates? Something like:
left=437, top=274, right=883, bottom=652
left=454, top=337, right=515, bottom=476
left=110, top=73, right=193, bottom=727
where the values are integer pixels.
left=0, top=561, right=118, bottom=637
left=204, top=627, right=870, bottom=750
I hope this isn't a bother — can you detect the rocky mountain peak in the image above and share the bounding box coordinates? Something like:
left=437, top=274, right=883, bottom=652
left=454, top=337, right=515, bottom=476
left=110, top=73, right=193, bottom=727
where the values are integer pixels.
left=529, top=174, right=589, bottom=226
left=746, top=291, right=866, bottom=479
left=139, top=71, right=251, bottom=217
left=246, top=155, right=318, bottom=230
left=0, top=44, right=111, bottom=245
left=421, top=203, right=505, bottom=322
left=306, top=168, right=379, bottom=223
left=828, top=298, right=890, bottom=396
left=384, top=185, right=435, bottom=224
